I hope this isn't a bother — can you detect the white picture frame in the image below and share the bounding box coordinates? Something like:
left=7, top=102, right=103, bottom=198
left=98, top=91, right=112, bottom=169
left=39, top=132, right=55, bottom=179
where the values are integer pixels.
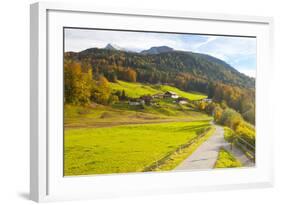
left=30, top=2, right=274, bottom=202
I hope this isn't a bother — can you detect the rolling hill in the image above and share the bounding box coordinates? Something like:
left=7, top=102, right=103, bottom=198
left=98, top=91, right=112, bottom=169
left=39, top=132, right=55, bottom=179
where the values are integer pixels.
left=67, top=46, right=255, bottom=89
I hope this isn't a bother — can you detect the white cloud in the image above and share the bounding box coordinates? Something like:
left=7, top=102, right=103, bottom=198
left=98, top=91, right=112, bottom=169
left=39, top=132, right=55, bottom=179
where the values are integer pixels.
left=196, top=37, right=256, bottom=57
left=65, top=29, right=185, bottom=52
left=193, top=36, right=218, bottom=49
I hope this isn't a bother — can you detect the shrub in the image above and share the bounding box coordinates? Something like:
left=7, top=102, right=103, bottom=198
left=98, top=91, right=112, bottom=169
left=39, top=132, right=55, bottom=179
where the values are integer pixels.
left=219, top=108, right=242, bottom=130
left=224, top=127, right=235, bottom=142
left=108, top=94, right=119, bottom=104
left=214, top=106, right=223, bottom=122
left=235, top=122, right=255, bottom=145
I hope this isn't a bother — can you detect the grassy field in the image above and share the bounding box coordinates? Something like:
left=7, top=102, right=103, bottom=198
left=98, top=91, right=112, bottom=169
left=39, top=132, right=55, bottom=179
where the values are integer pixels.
left=64, top=120, right=211, bottom=176
left=109, top=80, right=207, bottom=100
left=64, top=101, right=211, bottom=129
left=64, top=81, right=212, bottom=175
left=214, top=148, right=242, bottom=168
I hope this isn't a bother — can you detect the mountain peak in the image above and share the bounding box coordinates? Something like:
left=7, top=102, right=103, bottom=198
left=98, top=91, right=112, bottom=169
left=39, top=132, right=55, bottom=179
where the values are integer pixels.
left=141, top=46, right=174, bottom=55
left=105, top=43, right=123, bottom=51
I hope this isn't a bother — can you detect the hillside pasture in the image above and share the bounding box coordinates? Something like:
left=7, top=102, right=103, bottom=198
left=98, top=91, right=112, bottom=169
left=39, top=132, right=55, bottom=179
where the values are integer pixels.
left=109, top=81, right=159, bottom=98
left=154, top=84, right=207, bottom=100
left=109, top=80, right=207, bottom=100
left=64, top=103, right=211, bottom=129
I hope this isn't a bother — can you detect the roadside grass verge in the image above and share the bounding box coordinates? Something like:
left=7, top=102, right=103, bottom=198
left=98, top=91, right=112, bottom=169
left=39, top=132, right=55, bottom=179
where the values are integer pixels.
left=224, top=127, right=235, bottom=142
left=64, top=121, right=211, bottom=176
left=150, top=126, right=215, bottom=171
left=214, top=148, right=242, bottom=168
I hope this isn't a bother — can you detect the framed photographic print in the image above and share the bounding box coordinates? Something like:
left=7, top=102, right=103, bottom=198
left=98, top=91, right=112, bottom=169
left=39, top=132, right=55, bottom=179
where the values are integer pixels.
left=30, top=2, right=274, bottom=202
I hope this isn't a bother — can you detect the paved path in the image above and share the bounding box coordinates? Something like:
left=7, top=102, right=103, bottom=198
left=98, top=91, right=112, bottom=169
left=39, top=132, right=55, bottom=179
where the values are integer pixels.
left=175, top=124, right=254, bottom=170
left=175, top=125, right=227, bottom=170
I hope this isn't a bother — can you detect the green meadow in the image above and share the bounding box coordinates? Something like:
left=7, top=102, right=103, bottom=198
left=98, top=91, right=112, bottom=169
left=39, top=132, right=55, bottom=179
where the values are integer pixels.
left=64, top=121, right=211, bottom=176
left=64, top=81, right=213, bottom=175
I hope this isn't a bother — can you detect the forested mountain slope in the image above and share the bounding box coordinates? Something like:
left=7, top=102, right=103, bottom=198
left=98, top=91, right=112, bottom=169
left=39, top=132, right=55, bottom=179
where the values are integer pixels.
left=66, top=47, right=254, bottom=90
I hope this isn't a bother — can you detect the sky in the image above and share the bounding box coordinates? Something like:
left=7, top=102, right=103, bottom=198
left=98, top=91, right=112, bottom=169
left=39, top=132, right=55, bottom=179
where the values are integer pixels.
left=64, top=28, right=256, bottom=78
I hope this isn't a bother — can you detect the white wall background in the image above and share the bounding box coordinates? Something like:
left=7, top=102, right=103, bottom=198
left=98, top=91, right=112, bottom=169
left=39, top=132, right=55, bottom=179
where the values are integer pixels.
left=0, top=0, right=280, bottom=204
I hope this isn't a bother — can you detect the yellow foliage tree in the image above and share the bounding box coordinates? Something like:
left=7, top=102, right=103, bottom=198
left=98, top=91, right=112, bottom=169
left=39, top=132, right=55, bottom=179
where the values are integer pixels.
left=91, top=76, right=111, bottom=105
left=64, top=61, right=92, bottom=105
left=198, top=101, right=207, bottom=111
left=214, top=106, right=223, bottom=122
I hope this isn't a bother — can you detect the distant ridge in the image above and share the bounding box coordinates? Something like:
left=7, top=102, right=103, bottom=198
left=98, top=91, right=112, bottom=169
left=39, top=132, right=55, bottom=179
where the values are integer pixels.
left=141, top=46, right=174, bottom=55
left=104, top=44, right=175, bottom=54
